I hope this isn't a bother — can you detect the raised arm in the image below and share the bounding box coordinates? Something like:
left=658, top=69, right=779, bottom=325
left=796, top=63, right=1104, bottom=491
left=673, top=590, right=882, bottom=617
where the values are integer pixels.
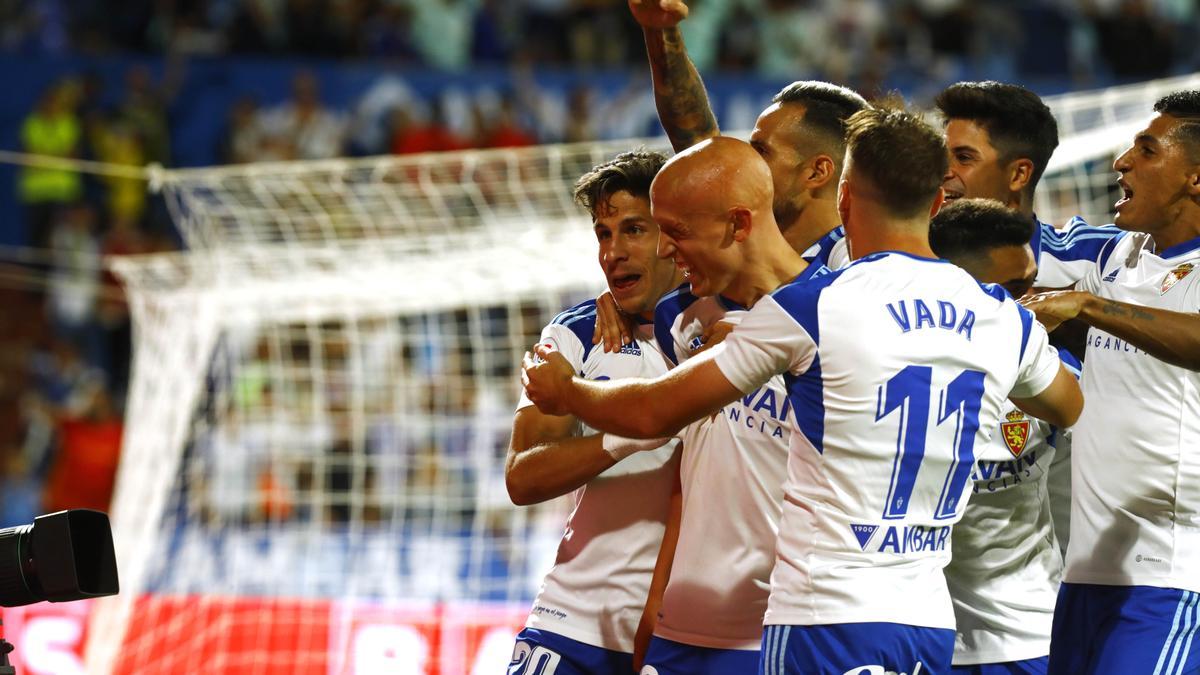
left=628, top=0, right=719, bottom=152
left=1022, top=290, right=1200, bottom=370
left=522, top=343, right=743, bottom=438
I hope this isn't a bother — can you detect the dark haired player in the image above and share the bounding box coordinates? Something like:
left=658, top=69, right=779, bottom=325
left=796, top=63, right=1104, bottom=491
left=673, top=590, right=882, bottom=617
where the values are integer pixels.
left=1023, top=91, right=1200, bottom=675
left=506, top=150, right=683, bottom=675
left=935, top=81, right=1123, bottom=289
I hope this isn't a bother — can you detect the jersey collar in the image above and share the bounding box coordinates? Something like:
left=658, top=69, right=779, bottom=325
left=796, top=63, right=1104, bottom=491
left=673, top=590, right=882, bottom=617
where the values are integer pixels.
left=1157, top=233, right=1200, bottom=260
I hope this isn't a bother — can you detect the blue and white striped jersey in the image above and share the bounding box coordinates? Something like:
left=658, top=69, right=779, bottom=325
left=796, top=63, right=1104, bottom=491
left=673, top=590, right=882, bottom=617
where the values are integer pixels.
left=1034, top=216, right=1125, bottom=288
left=516, top=299, right=677, bottom=653
left=712, top=251, right=1063, bottom=629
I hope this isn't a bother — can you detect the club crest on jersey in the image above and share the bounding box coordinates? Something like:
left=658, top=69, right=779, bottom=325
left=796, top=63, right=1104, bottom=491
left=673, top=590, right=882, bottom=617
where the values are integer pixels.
left=1161, top=262, right=1195, bottom=294
left=1000, top=410, right=1030, bottom=458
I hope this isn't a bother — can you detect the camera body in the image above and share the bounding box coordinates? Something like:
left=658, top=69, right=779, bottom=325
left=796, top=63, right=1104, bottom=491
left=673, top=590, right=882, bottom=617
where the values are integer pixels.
left=0, top=509, right=119, bottom=608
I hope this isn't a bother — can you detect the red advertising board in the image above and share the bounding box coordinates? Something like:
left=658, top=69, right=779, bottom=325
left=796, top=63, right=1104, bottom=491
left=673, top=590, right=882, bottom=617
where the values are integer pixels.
left=1, top=597, right=527, bottom=674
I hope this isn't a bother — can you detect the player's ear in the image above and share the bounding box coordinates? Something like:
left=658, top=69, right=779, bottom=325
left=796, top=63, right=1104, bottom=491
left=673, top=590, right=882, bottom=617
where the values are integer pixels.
left=1008, top=158, right=1035, bottom=195
left=805, top=155, right=837, bottom=191
left=1186, top=167, right=1200, bottom=198
left=929, top=187, right=946, bottom=218
left=729, top=207, right=753, bottom=242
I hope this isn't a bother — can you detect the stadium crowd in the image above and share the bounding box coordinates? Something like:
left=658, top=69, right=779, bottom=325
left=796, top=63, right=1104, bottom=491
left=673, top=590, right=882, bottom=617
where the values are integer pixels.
left=2, top=0, right=1197, bottom=84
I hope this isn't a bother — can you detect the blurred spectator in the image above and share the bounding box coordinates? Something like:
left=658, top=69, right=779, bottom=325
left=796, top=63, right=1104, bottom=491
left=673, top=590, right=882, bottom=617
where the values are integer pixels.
left=46, top=202, right=103, bottom=362
left=389, top=101, right=468, bottom=155
left=405, top=0, right=479, bottom=71
left=677, top=0, right=734, bottom=72
left=565, top=0, right=634, bottom=67
left=19, top=82, right=83, bottom=248
left=118, top=65, right=173, bottom=167
left=471, top=0, right=517, bottom=64
left=219, top=96, right=266, bottom=164
left=260, top=70, right=346, bottom=160
left=43, top=384, right=123, bottom=513
left=518, top=0, right=571, bottom=63
left=477, top=95, right=537, bottom=148
left=226, top=0, right=281, bottom=53
left=361, top=3, right=421, bottom=62
left=1094, top=0, right=1175, bottom=78
left=755, top=0, right=829, bottom=79
left=93, top=118, right=148, bottom=224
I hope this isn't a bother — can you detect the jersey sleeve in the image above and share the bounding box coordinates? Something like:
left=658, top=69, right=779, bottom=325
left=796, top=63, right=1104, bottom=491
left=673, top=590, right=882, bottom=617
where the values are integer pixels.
left=1035, top=218, right=1125, bottom=289
left=516, top=322, right=587, bottom=411
left=1009, top=303, right=1063, bottom=399
left=713, top=294, right=817, bottom=395
left=654, top=284, right=699, bottom=366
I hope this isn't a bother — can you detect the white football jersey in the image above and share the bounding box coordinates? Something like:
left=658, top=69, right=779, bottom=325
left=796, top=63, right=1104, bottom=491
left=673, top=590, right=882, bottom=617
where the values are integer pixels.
left=1034, top=217, right=1124, bottom=288
left=713, top=252, right=1063, bottom=629
left=948, top=352, right=1081, bottom=665
left=515, top=300, right=677, bottom=652
left=1066, top=232, right=1200, bottom=593
left=650, top=285, right=792, bottom=650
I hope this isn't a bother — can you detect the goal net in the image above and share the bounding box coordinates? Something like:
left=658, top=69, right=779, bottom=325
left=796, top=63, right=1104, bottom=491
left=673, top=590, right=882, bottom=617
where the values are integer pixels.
left=89, top=73, right=1200, bottom=675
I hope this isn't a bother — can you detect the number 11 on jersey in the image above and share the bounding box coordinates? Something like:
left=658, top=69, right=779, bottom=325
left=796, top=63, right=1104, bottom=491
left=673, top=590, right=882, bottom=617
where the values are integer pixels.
left=876, top=365, right=985, bottom=521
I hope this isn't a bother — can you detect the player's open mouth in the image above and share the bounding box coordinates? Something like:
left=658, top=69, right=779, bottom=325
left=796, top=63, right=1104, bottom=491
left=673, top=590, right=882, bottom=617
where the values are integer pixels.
left=942, top=189, right=964, bottom=201
left=1116, top=182, right=1133, bottom=209
left=611, top=273, right=642, bottom=292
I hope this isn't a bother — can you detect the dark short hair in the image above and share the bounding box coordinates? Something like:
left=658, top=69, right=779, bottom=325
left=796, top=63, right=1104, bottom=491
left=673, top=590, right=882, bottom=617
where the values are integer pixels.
left=844, top=106, right=948, bottom=217
left=772, top=81, right=870, bottom=155
left=573, top=149, right=667, bottom=218
left=935, top=81, right=1059, bottom=196
left=929, top=198, right=1034, bottom=262
left=1154, top=90, right=1200, bottom=163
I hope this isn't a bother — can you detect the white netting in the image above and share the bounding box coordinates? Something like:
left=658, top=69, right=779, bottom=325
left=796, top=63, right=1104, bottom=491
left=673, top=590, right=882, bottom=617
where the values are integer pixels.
left=89, top=74, right=1199, bottom=674
left=93, top=139, right=671, bottom=675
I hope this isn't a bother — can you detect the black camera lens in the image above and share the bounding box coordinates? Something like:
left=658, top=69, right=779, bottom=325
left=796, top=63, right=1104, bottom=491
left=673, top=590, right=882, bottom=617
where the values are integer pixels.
left=0, top=510, right=119, bottom=608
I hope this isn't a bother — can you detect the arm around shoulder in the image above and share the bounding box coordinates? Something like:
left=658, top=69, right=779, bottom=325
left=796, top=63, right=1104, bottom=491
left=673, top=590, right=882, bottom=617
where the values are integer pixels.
left=1011, top=363, right=1083, bottom=430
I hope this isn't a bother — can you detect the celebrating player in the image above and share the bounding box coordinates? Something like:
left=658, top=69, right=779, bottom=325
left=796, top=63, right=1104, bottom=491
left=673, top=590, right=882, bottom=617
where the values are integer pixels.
left=524, top=106, right=1083, bottom=673
left=1022, top=92, right=1200, bottom=675
left=505, top=150, right=683, bottom=675
left=935, top=80, right=1124, bottom=289
left=930, top=198, right=1082, bottom=674
left=635, top=136, right=808, bottom=673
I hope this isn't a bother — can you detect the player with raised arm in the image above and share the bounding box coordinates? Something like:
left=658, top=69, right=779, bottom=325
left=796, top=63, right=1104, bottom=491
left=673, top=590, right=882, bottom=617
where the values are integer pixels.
left=524, top=107, right=1084, bottom=674
left=930, top=198, right=1082, bottom=675
left=506, top=150, right=684, bottom=675
left=936, top=81, right=1124, bottom=290
left=1021, top=92, right=1200, bottom=675
left=641, top=135, right=807, bottom=673
left=630, top=1, right=864, bottom=260
left=587, top=2, right=865, bottom=354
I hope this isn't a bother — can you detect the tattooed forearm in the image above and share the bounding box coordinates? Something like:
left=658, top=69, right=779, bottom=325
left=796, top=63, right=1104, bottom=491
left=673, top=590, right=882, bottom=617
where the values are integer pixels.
left=1100, top=301, right=1156, bottom=321
left=644, top=26, right=719, bottom=152
left=1083, top=295, right=1200, bottom=370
